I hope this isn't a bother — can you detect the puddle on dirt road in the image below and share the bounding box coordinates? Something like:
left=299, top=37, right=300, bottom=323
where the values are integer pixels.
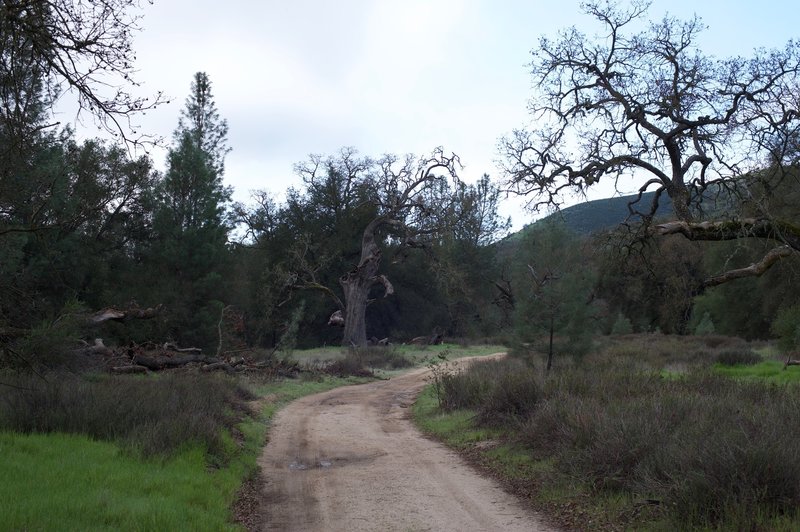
left=288, top=459, right=333, bottom=471
left=288, top=451, right=387, bottom=471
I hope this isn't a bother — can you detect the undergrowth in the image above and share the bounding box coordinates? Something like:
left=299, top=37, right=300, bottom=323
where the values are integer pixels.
left=0, top=368, right=371, bottom=530
left=0, top=372, right=252, bottom=461
left=417, top=334, right=800, bottom=530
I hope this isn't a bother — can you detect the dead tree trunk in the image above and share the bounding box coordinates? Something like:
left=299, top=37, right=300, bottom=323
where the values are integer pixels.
left=340, top=216, right=394, bottom=347
left=341, top=272, right=374, bottom=347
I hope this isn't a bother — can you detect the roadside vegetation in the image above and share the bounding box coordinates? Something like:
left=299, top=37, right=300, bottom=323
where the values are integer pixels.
left=0, top=368, right=367, bottom=529
left=0, top=342, right=497, bottom=530
left=415, top=334, right=800, bottom=531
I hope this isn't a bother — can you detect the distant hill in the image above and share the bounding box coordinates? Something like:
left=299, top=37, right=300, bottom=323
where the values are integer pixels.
left=508, top=191, right=674, bottom=240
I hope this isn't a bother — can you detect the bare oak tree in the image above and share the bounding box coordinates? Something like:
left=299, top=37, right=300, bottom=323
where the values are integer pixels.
left=501, top=0, right=800, bottom=289
left=289, top=147, right=462, bottom=347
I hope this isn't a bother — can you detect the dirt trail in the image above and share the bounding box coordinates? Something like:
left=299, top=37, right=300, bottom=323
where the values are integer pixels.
left=257, top=354, right=554, bottom=531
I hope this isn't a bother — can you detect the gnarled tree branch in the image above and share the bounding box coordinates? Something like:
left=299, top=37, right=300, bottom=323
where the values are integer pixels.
left=703, top=246, right=794, bottom=288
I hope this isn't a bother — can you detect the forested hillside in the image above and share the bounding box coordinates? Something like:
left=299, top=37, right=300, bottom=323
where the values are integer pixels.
left=536, top=191, right=673, bottom=235
left=1, top=0, right=799, bottom=368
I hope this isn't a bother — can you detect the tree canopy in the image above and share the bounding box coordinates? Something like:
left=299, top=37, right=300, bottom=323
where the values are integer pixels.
left=502, top=0, right=800, bottom=289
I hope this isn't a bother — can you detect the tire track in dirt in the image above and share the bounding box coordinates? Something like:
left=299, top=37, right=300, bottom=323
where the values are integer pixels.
left=257, top=354, right=555, bottom=531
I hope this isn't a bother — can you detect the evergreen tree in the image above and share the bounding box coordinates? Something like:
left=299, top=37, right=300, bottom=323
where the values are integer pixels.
left=148, top=72, right=232, bottom=348
left=177, top=72, right=230, bottom=177
left=513, top=221, right=596, bottom=370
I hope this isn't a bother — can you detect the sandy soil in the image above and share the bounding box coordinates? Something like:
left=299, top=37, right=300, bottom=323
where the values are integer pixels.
left=257, top=354, right=555, bottom=531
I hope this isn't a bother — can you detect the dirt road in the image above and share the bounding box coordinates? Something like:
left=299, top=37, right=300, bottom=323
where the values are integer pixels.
left=257, top=354, right=554, bottom=531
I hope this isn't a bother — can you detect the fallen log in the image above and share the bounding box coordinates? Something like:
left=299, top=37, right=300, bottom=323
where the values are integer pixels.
left=201, top=361, right=236, bottom=374
left=110, top=365, right=148, bottom=374
left=163, top=342, right=202, bottom=353
left=88, top=304, right=163, bottom=325
left=131, top=353, right=219, bottom=370
left=73, top=338, right=114, bottom=357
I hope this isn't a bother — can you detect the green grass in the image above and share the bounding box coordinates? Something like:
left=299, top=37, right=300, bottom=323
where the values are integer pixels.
left=251, top=374, right=371, bottom=419
left=483, top=443, right=547, bottom=480
left=289, top=343, right=506, bottom=367
left=412, top=386, right=500, bottom=447
left=713, top=360, right=800, bottom=383
left=0, top=373, right=370, bottom=531
left=0, top=433, right=240, bottom=531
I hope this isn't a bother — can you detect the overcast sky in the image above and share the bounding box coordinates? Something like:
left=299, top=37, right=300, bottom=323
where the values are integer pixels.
left=69, top=0, right=799, bottom=230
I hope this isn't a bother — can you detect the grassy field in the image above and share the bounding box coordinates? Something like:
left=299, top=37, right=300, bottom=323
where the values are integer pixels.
left=713, top=359, right=800, bottom=382
left=0, top=371, right=369, bottom=531
left=413, top=334, right=800, bottom=531
left=1, top=433, right=241, bottom=530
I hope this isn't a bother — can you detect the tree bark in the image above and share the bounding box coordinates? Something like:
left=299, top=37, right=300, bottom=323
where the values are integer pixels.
left=340, top=217, right=390, bottom=347
left=340, top=263, right=378, bottom=347
left=655, top=220, right=799, bottom=288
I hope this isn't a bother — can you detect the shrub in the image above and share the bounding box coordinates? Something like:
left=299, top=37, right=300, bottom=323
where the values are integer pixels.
left=0, top=372, right=253, bottom=460
left=326, top=345, right=411, bottom=377
left=438, top=366, right=490, bottom=411
left=324, top=355, right=373, bottom=377
left=520, top=393, right=598, bottom=457
left=771, top=304, right=800, bottom=353
left=476, top=364, right=540, bottom=425
left=610, top=313, right=634, bottom=335
left=434, top=358, right=540, bottom=422
left=357, top=345, right=413, bottom=369
left=693, top=311, right=716, bottom=335
left=517, top=364, right=800, bottom=528
left=641, top=389, right=800, bottom=528
left=558, top=395, right=690, bottom=491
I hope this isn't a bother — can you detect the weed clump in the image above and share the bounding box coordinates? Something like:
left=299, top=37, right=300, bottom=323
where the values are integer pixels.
left=0, top=372, right=253, bottom=460
left=715, top=348, right=761, bottom=366
left=325, top=345, right=411, bottom=376
left=434, top=357, right=540, bottom=422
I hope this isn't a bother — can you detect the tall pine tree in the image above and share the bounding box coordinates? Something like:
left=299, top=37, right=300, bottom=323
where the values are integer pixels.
left=150, top=72, right=232, bottom=348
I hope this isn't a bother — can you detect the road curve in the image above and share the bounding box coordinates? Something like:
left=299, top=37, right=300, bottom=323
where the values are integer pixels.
left=257, top=354, right=555, bottom=531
